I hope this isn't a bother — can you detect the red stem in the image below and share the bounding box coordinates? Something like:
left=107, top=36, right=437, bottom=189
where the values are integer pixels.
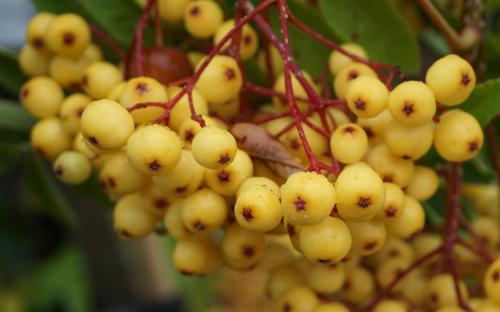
left=459, top=216, right=496, bottom=263
left=457, top=239, right=495, bottom=264
left=154, top=1, right=164, bottom=47
left=134, top=0, right=157, bottom=76
left=89, top=24, right=126, bottom=60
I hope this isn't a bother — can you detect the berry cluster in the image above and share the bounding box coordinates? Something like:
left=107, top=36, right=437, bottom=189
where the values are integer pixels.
left=18, top=0, right=499, bottom=311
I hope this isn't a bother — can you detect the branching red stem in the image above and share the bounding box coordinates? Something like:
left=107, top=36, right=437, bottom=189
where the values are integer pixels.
left=90, top=24, right=126, bottom=60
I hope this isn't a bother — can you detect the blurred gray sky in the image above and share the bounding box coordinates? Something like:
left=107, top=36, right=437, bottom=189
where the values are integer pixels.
left=0, top=0, right=36, bottom=50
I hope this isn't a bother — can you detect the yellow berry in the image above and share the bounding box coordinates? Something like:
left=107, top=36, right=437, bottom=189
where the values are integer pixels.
left=205, top=149, right=253, bottom=196
left=328, top=43, right=368, bottom=75
left=156, top=0, right=190, bottom=23
left=375, top=236, right=415, bottom=266
left=18, top=44, right=50, bottom=77
left=191, top=126, right=237, bottom=169
left=307, top=263, right=346, bottom=294
left=172, top=237, right=220, bottom=275
left=341, top=266, right=375, bottom=303
left=26, top=12, right=55, bottom=55
left=46, top=13, right=90, bottom=57
left=99, top=153, right=149, bottom=197
left=273, top=70, right=318, bottom=111
left=377, top=182, right=406, bottom=222
left=405, top=166, right=439, bottom=201
left=384, top=121, right=434, bottom=160
left=330, top=123, right=368, bottom=164
left=213, top=19, right=259, bottom=60
left=346, top=76, right=388, bottom=118
left=237, top=176, right=280, bottom=198
left=348, top=220, right=387, bottom=256
left=141, top=183, right=174, bottom=216
left=222, top=223, right=266, bottom=267
left=182, top=188, right=227, bottom=235
left=59, top=93, right=92, bottom=135
left=333, top=62, right=377, bottom=99
left=356, top=109, right=394, bottom=145
left=266, top=264, right=305, bottom=299
left=235, top=185, right=282, bottom=232
left=113, top=193, right=157, bottom=238
left=31, top=118, right=71, bottom=160
left=427, top=274, right=469, bottom=309
left=385, top=196, right=425, bottom=239
left=20, top=76, right=64, bottom=118
left=119, top=77, right=168, bottom=124
left=373, top=300, right=408, bottom=312
left=472, top=216, right=499, bottom=247
left=82, top=61, right=123, bottom=99
left=314, top=303, right=350, bottom=312
left=277, top=286, right=319, bottom=312
left=166, top=86, right=208, bottom=131
left=184, top=0, right=223, bottom=39
left=163, top=198, right=194, bottom=240
left=366, top=143, right=415, bottom=188
left=53, top=151, right=92, bottom=185
left=387, top=81, right=436, bottom=126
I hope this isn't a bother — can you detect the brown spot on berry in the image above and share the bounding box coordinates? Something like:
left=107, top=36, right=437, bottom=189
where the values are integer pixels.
left=357, top=197, right=371, bottom=208
left=22, top=88, right=29, bottom=98
left=135, top=82, right=149, bottom=94
left=364, top=241, right=377, bottom=250
left=119, top=229, right=132, bottom=237
left=402, top=102, right=414, bottom=117
left=176, top=186, right=186, bottom=193
left=363, top=127, right=374, bottom=138
left=32, top=37, right=44, bottom=48
left=54, top=165, right=64, bottom=176
left=63, top=32, right=75, bottom=46
left=219, top=153, right=231, bottom=165
left=184, top=130, right=195, bottom=142
left=282, top=302, right=292, bottom=312
left=385, top=206, right=397, bottom=217
left=430, top=292, right=438, bottom=303
left=469, top=141, right=479, bottom=152
left=289, top=139, right=300, bottom=150
left=242, top=246, right=254, bottom=258
left=180, top=270, right=193, bottom=276
left=383, top=175, right=393, bottom=182
left=242, top=207, right=254, bottom=222
left=192, top=220, right=205, bottom=231
left=217, top=171, right=230, bottom=183
left=461, top=73, right=471, bottom=86
left=388, top=249, right=400, bottom=257
left=35, top=147, right=45, bottom=156
left=107, top=177, right=116, bottom=188
left=294, top=197, right=306, bottom=211
left=76, top=107, right=85, bottom=117
left=402, top=155, right=411, bottom=160
left=344, top=126, right=355, bottom=134
left=225, top=68, right=236, bottom=80
left=348, top=70, right=359, bottom=80
left=243, top=35, right=252, bottom=45
left=343, top=281, right=351, bottom=290
left=154, top=198, right=168, bottom=209
left=318, top=259, right=331, bottom=264
left=88, top=136, right=98, bottom=145
left=82, top=75, right=89, bottom=86
left=287, top=223, right=296, bottom=236
left=189, top=5, right=200, bottom=16
left=149, top=160, right=161, bottom=172
left=492, top=270, right=500, bottom=282
left=354, top=99, right=366, bottom=110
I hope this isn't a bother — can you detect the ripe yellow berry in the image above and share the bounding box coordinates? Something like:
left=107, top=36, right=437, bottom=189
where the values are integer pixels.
left=235, top=185, right=282, bottom=232
left=348, top=220, right=387, bottom=256
left=281, top=171, right=336, bottom=226
left=284, top=123, right=329, bottom=163
left=273, top=70, right=317, bottom=111
left=26, top=12, right=55, bottom=55
left=166, top=86, right=208, bottom=131
left=53, top=151, right=92, bottom=185
left=385, top=196, right=425, bottom=238
left=412, top=233, right=442, bottom=260
left=330, top=123, right=368, bottom=164
left=106, top=82, right=126, bottom=102
left=31, top=118, right=71, bottom=160
left=177, top=114, right=217, bottom=147
left=46, top=13, right=90, bottom=57
left=436, top=306, right=468, bottom=312
left=314, top=303, right=350, bottom=312
left=119, top=76, right=168, bottom=124
left=155, top=0, right=190, bottom=23
left=20, top=76, right=64, bottom=118
left=405, top=166, right=439, bottom=201
left=328, top=43, right=368, bottom=75
left=222, top=223, right=266, bottom=267
left=191, top=126, right=237, bottom=169
left=333, top=62, right=377, bottom=99
left=126, top=124, right=182, bottom=175
left=184, top=0, right=223, bottom=39
left=18, top=44, right=50, bottom=77
left=258, top=243, right=293, bottom=272
left=82, top=61, right=123, bottom=99
left=195, top=55, right=242, bottom=105
left=141, top=183, right=174, bottom=216
left=356, top=109, right=394, bottom=145
left=375, top=236, right=415, bottom=266
left=153, top=149, right=205, bottom=196
left=373, top=300, right=408, bottom=312
left=59, top=93, right=92, bottom=135
left=182, top=188, right=227, bottom=235
left=266, top=264, right=305, bottom=299
left=99, top=153, right=149, bottom=197
left=237, top=176, right=280, bottom=198
left=335, top=162, right=385, bottom=222
left=384, top=121, right=434, bottom=160
left=376, top=257, right=411, bottom=290
left=205, top=149, right=253, bottom=196
left=277, top=286, right=319, bottom=312
left=49, top=47, right=98, bottom=89
left=427, top=274, right=469, bottom=309
left=113, top=193, right=157, bottom=238
left=172, top=237, right=220, bottom=276
left=387, top=81, right=436, bottom=126
left=425, top=54, right=476, bottom=106
left=377, top=182, right=406, bottom=222
left=366, top=143, right=415, bottom=188
left=434, top=110, right=483, bottom=162
left=399, top=269, right=428, bottom=305
left=472, top=216, right=499, bottom=247
left=346, top=76, right=388, bottom=118
left=213, top=19, right=259, bottom=60
left=476, top=300, right=500, bottom=312
left=81, top=99, right=135, bottom=150
left=341, top=266, right=375, bottom=303
left=163, top=198, right=194, bottom=240
left=299, top=217, right=352, bottom=264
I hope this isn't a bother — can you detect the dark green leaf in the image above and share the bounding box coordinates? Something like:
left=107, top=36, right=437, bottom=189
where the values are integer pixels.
left=0, top=50, right=26, bottom=96
left=0, top=99, right=36, bottom=132
left=459, top=79, right=500, bottom=126
left=318, top=0, right=420, bottom=74
left=32, top=0, right=85, bottom=14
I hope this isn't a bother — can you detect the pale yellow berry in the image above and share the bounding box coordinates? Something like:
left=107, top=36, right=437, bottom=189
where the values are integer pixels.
left=59, top=93, right=92, bottom=135
left=346, top=76, right=388, bottom=118
left=405, top=166, right=439, bottom=201
left=330, top=123, right=368, bottom=164
left=18, top=44, right=50, bottom=77
left=191, top=126, right=237, bottom=169
left=20, top=76, right=64, bottom=118
left=387, top=81, right=436, bottom=126
left=53, top=151, right=92, bottom=185
left=184, top=0, right=223, bottom=39
left=333, top=62, right=377, bottom=99
left=166, top=86, right=208, bottom=131
left=384, top=121, right=434, bottom=160
left=235, top=185, right=282, bottom=232
left=26, top=12, right=55, bottom=55
left=328, top=43, right=367, bottom=75
left=119, top=77, right=168, bottom=124
left=46, top=13, right=90, bottom=57
left=82, top=61, right=123, bottom=99
left=213, top=19, right=259, bottom=60
left=204, top=149, right=253, bottom=196
left=385, top=196, right=425, bottom=238
left=31, top=118, right=71, bottom=160
left=113, top=193, right=157, bottom=239
left=182, top=188, right=227, bottom=235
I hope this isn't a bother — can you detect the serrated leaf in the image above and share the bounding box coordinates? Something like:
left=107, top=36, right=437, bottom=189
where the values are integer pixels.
left=318, top=0, right=420, bottom=74
left=0, top=50, right=26, bottom=96
left=0, top=99, right=36, bottom=132
left=459, top=79, right=500, bottom=126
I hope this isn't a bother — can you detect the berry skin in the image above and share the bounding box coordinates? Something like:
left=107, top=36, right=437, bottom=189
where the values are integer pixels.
left=436, top=307, right=468, bottom=312
left=49, top=47, right=99, bottom=90
left=234, top=185, right=282, bottom=232
left=205, top=149, right=253, bottom=196
left=472, top=216, right=499, bottom=247
left=427, top=274, right=469, bottom=310
left=156, top=0, right=190, bottom=23
left=476, top=300, right=500, bottom=312
left=373, top=300, right=408, bottom=312
left=153, top=149, right=205, bottom=196
left=191, top=126, right=237, bottom=169
left=307, top=263, right=346, bottom=294
left=184, top=0, right=223, bottom=39
left=31, top=118, right=71, bottom=160
left=20, top=76, right=64, bottom=118
left=412, top=233, right=442, bottom=260
left=113, top=193, right=157, bottom=239
left=330, top=123, right=368, bottom=164
left=341, top=266, right=375, bottom=304
left=273, top=70, right=318, bottom=111
left=166, top=86, right=208, bottom=131
left=46, top=13, right=91, bottom=57
left=281, top=171, right=336, bottom=226
left=182, top=188, right=227, bottom=235
left=484, top=259, right=500, bottom=305
left=81, top=99, right=135, bottom=151
left=59, top=93, right=92, bottom=135
left=119, top=77, right=168, bottom=124
left=277, top=286, right=319, bottom=312
left=284, top=122, right=329, bottom=163
left=375, top=257, right=411, bottom=290
left=333, top=62, right=377, bottom=99
left=314, top=303, right=350, bottom=312
left=222, top=223, right=266, bottom=267
left=163, top=198, right=194, bottom=240
left=335, top=162, right=386, bottom=222
left=213, top=19, right=259, bottom=60
left=299, top=217, right=352, bottom=265
left=266, top=264, right=305, bottom=299
left=376, top=182, right=406, bottom=222
left=258, top=243, right=293, bottom=272
left=18, top=44, right=50, bottom=77
left=172, top=237, right=220, bottom=276
left=195, top=55, right=242, bottom=105
left=405, top=166, right=439, bottom=201
left=356, top=109, right=394, bottom=145
left=347, top=220, right=387, bottom=256
left=385, top=195, right=425, bottom=238
left=375, top=236, right=415, bottom=266
left=82, top=61, right=123, bottom=99
left=384, top=121, right=434, bottom=160
left=99, top=153, right=149, bottom=197
left=387, top=81, right=436, bottom=126
left=366, top=143, right=415, bottom=188
left=346, top=76, right=389, bottom=118
left=328, top=43, right=368, bottom=75
left=126, top=124, right=182, bottom=175
left=141, top=183, right=174, bottom=216
left=237, top=176, right=280, bottom=198
left=26, top=12, right=55, bottom=55
left=177, top=114, right=217, bottom=147
left=434, top=110, right=483, bottom=162
left=425, top=54, right=476, bottom=106
left=53, top=151, right=92, bottom=185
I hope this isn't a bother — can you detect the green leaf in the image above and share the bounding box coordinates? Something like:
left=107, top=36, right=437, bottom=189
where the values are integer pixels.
left=0, top=99, right=35, bottom=132
left=0, top=50, right=26, bottom=96
left=32, top=0, right=85, bottom=14
left=459, top=79, right=500, bottom=126
left=318, top=0, right=420, bottom=74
